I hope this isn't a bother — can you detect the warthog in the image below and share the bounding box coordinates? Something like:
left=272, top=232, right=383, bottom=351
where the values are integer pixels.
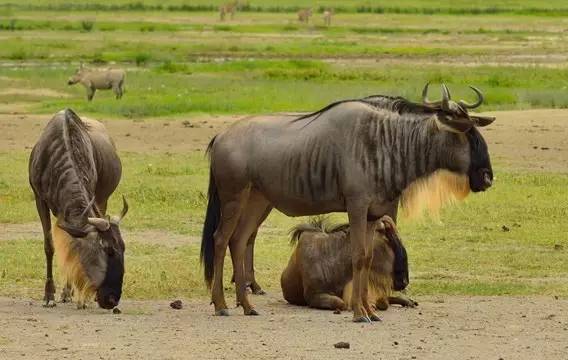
left=281, top=216, right=417, bottom=313
left=298, top=8, right=312, bottom=23
left=323, top=8, right=333, bottom=26
left=219, top=1, right=239, bottom=21
left=200, top=83, right=495, bottom=322
left=29, top=109, right=128, bottom=309
left=68, top=64, right=125, bottom=101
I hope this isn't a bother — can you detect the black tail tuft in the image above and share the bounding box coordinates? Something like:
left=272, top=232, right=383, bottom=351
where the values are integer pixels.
left=200, top=137, right=220, bottom=288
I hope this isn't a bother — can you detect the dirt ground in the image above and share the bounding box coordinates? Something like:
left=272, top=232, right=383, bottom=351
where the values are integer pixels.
left=0, top=294, right=567, bottom=360
left=1, top=107, right=567, bottom=359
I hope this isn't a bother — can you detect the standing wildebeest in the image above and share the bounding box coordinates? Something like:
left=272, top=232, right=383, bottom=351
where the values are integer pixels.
left=29, top=108, right=128, bottom=309
left=298, top=8, right=312, bottom=24
left=219, top=1, right=239, bottom=21
left=201, top=83, right=495, bottom=322
left=281, top=215, right=417, bottom=312
left=68, top=64, right=125, bottom=101
left=323, top=8, right=333, bottom=27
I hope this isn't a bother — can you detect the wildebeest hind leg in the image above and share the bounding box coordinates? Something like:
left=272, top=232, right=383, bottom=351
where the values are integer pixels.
left=229, top=192, right=271, bottom=315
left=34, top=195, right=56, bottom=307
left=211, top=191, right=248, bottom=316
left=307, top=293, right=346, bottom=311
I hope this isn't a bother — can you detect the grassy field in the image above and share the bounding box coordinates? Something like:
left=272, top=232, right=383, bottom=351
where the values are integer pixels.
left=1, top=150, right=567, bottom=300
left=0, top=1, right=567, bottom=302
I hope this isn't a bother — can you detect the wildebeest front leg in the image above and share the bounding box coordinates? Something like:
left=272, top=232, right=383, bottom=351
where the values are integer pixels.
left=34, top=196, right=56, bottom=307
left=306, top=293, right=346, bottom=311
left=389, top=295, right=418, bottom=308
left=362, top=220, right=381, bottom=321
left=346, top=199, right=372, bottom=323
left=60, top=282, right=73, bottom=303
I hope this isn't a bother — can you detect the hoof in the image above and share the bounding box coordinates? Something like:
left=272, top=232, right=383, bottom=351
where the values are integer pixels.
left=252, top=289, right=266, bottom=296
left=76, top=303, right=87, bottom=310
left=352, top=316, right=372, bottom=323
left=245, top=309, right=259, bottom=316
left=215, top=309, right=230, bottom=316
left=43, top=300, right=56, bottom=308
left=369, top=313, right=382, bottom=322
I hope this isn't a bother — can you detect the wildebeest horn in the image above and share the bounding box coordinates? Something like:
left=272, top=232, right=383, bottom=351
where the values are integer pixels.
left=119, top=195, right=129, bottom=222
left=87, top=217, right=110, bottom=232
left=459, top=86, right=484, bottom=109
left=80, top=196, right=97, bottom=218
left=421, top=82, right=437, bottom=106
left=441, top=84, right=451, bottom=111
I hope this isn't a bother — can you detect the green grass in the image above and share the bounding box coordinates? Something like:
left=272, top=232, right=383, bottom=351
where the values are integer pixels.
left=1, top=149, right=567, bottom=299
left=4, top=0, right=568, bottom=15
left=3, top=62, right=568, bottom=118
left=0, top=1, right=567, bottom=301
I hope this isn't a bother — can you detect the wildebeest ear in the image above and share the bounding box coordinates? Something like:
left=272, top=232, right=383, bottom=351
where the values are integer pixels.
left=470, top=114, right=495, bottom=127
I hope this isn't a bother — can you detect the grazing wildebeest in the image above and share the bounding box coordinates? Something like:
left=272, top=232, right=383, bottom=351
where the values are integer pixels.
left=29, top=108, right=128, bottom=309
left=323, top=8, right=333, bottom=27
left=201, top=83, right=495, bottom=322
left=219, top=1, right=239, bottom=21
left=298, top=8, right=312, bottom=24
left=281, top=215, right=417, bottom=313
left=68, top=64, right=125, bottom=101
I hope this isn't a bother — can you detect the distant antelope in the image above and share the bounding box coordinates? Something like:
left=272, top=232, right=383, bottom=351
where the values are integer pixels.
left=297, top=8, right=312, bottom=24
left=323, top=8, right=333, bottom=26
left=219, top=1, right=239, bottom=21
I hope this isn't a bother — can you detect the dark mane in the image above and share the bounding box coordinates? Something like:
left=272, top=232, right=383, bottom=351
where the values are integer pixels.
left=61, top=108, right=98, bottom=221
left=293, top=94, right=436, bottom=126
left=289, top=216, right=350, bottom=244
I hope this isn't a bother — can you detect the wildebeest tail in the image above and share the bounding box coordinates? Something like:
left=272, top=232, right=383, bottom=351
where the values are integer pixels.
left=201, top=136, right=220, bottom=288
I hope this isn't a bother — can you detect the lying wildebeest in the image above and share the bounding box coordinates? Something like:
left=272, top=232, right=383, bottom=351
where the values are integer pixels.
left=29, top=109, right=128, bottom=309
left=281, top=215, right=417, bottom=312
left=68, top=64, right=125, bottom=101
left=201, top=83, right=494, bottom=322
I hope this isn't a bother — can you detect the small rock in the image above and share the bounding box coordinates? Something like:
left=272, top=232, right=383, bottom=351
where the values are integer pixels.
left=112, top=308, right=121, bottom=314
left=501, top=225, right=510, bottom=232
left=170, top=300, right=183, bottom=310
left=554, top=244, right=563, bottom=251
left=541, top=147, right=549, bottom=150
left=394, top=341, right=399, bottom=346
left=334, top=342, right=350, bottom=349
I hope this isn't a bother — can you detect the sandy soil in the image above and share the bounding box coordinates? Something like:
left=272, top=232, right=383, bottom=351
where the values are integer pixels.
left=1, top=108, right=567, bottom=359
left=0, top=294, right=567, bottom=360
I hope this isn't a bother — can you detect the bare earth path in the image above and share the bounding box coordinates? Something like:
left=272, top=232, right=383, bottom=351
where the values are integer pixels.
left=1, top=108, right=568, bottom=359
left=0, top=294, right=567, bottom=360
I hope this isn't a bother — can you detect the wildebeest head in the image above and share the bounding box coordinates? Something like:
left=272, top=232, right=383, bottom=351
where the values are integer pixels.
left=422, top=83, right=495, bottom=192
left=56, top=196, right=128, bottom=309
left=67, top=63, right=87, bottom=85
left=376, top=216, right=408, bottom=292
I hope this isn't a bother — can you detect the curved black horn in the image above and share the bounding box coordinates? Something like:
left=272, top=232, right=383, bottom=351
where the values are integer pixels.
left=441, top=84, right=450, bottom=111
left=119, top=195, right=129, bottom=221
left=459, top=86, right=484, bottom=109
left=421, top=82, right=437, bottom=106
